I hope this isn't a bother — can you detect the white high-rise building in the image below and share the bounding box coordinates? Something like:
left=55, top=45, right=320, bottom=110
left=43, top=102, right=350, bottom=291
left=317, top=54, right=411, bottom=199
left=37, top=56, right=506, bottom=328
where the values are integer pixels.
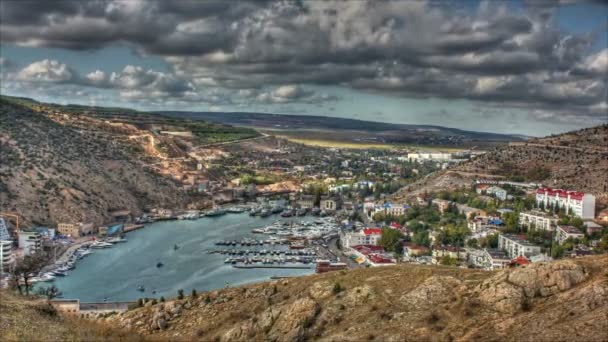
left=535, top=188, right=595, bottom=219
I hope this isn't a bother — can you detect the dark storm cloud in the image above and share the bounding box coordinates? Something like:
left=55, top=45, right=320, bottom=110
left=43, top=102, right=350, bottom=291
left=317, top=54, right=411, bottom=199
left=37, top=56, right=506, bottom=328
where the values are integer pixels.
left=0, top=0, right=606, bottom=119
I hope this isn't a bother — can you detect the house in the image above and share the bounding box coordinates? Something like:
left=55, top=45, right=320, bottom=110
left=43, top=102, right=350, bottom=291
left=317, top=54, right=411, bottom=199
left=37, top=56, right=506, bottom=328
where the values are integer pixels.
left=320, top=196, right=341, bottom=212
left=432, top=246, right=467, bottom=262
left=378, top=202, right=409, bottom=216
left=536, top=188, right=595, bottom=219
left=401, top=242, right=429, bottom=258
left=469, top=248, right=510, bottom=270
left=584, top=221, right=603, bottom=236
left=340, top=228, right=382, bottom=249
left=18, top=230, right=42, bottom=256
left=519, top=210, right=559, bottom=231
left=297, top=195, right=315, bottom=209
left=455, top=204, right=486, bottom=219
left=555, top=225, right=585, bottom=245
left=432, top=199, right=452, bottom=213
left=487, top=186, right=507, bottom=201
left=498, top=234, right=542, bottom=258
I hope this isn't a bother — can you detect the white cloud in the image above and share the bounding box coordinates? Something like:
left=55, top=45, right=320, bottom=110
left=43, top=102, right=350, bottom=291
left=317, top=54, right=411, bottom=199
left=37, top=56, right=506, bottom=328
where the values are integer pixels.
left=17, top=59, right=74, bottom=82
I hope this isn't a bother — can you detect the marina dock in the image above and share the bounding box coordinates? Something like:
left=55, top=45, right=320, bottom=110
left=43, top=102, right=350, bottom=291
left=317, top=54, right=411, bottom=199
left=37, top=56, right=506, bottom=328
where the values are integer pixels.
left=233, top=265, right=314, bottom=269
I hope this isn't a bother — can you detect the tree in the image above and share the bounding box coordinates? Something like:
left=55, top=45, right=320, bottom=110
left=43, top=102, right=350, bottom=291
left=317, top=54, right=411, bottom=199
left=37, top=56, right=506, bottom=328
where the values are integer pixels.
left=10, top=252, right=47, bottom=296
left=177, top=289, right=184, bottom=300
left=466, top=238, right=479, bottom=249
left=551, top=243, right=564, bottom=259
left=439, top=255, right=458, bottom=266
left=484, top=234, right=499, bottom=249
left=37, top=285, right=61, bottom=300
left=412, top=230, right=431, bottom=247
left=378, top=228, right=403, bottom=252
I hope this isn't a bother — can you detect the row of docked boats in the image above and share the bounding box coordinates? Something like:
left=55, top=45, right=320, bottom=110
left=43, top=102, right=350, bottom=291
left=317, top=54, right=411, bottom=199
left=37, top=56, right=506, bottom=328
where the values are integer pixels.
left=214, top=237, right=289, bottom=246
left=211, top=248, right=316, bottom=256
left=249, top=218, right=339, bottom=241
left=224, top=255, right=316, bottom=265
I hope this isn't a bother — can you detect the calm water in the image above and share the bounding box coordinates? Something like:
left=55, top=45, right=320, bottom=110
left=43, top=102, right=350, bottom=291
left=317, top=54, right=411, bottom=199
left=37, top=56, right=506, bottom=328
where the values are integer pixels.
left=49, top=213, right=315, bottom=302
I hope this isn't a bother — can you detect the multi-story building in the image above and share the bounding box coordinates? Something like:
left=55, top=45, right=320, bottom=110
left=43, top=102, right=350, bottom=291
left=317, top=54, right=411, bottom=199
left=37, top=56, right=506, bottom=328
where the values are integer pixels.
left=469, top=248, right=510, bottom=270
left=519, top=210, right=559, bottom=231
left=341, top=228, right=382, bottom=249
left=58, top=223, right=79, bottom=237
left=18, top=230, right=42, bottom=256
left=498, top=234, right=542, bottom=259
left=0, top=218, right=11, bottom=240
left=320, top=196, right=341, bottom=212
left=296, top=195, right=314, bottom=209
left=487, top=186, right=507, bottom=201
left=0, top=240, right=14, bottom=272
left=555, top=225, right=585, bottom=245
left=535, top=188, right=595, bottom=219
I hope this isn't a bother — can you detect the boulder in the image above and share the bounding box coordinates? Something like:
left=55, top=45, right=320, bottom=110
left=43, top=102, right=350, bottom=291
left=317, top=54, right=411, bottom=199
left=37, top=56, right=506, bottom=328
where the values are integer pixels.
left=157, top=318, right=168, bottom=330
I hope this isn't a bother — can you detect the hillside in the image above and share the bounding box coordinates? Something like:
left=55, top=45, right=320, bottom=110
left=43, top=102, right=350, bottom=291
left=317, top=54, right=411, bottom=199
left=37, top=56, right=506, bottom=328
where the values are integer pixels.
left=0, top=96, right=259, bottom=227
left=0, top=98, right=188, bottom=226
left=395, top=125, right=608, bottom=205
left=161, top=111, right=524, bottom=147
left=0, top=291, right=144, bottom=342
left=102, top=256, right=608, bottom=341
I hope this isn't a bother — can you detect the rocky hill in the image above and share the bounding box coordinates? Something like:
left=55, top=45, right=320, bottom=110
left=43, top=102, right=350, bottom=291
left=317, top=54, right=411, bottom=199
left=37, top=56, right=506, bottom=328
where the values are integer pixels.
left=102, top=256, right=608, bottom=342
left=0, top=291, right=143, bottom=342
left=395, top=125, right=608, bottom=205
left=0, top=98, right=185, bottom=226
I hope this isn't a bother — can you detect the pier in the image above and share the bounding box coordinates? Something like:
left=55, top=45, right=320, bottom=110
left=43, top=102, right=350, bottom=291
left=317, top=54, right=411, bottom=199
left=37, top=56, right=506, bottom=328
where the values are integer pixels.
left=233, top=265, right=314, bottom=269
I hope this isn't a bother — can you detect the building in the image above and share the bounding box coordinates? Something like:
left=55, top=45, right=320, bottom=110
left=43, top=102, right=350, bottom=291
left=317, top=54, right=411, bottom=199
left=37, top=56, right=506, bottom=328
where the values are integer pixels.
left=320, top=196, right=341, bottom=212
left=0, top=218, right=11, bottom=240
left=340, top=228, right=382, bottom=249
left=536, top=188, right=595, bottom=219
left=297, top=195, right=315, bottom=209
left=431, top=199, right=452, bottom=213
left=432, top=246, right=467, bottom=262
left=57, top=222, right=95, bottom=237
left=498, top=234, right=542, bottom=259
left=0, top=240, right=14, bottom=272
left=455, top=204, right=486, bottom=219
left=378, top=202, right=409, bottom=217
left=468, top=248, right=510, bottom=270
left=555, top=225, right=585, bottom=245
left=18, top=230, right=42, bottom=256
left=519, top=210, right=559, bottom=231
left=487, top=186, right=507, bottom=201
left=401, top=242, right=430, bottom=258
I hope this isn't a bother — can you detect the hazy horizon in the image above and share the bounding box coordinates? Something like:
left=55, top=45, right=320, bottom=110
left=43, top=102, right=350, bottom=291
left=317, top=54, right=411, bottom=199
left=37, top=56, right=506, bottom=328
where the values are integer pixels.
left=1, top=0, right=607, bottom=136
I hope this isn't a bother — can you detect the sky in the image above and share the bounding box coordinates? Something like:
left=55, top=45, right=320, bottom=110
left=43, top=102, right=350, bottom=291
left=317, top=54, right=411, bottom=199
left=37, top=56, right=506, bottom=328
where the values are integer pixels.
left=0, top=0, right=606, bottom=136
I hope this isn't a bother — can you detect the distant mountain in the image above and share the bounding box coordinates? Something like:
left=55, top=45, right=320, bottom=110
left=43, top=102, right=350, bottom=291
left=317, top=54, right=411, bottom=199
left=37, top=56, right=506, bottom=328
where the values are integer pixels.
left=160, top=111, right=525, bottom=146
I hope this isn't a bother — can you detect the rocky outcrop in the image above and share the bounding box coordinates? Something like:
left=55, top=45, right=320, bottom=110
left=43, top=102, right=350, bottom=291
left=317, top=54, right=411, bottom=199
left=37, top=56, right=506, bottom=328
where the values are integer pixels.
left=101, top=256, right=607, bottom=342
left=476, top=260, right=588, bottom=313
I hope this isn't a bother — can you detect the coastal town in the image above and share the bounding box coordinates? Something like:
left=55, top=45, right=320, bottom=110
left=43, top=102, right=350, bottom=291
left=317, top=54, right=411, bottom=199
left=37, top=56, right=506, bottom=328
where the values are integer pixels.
left=2, top=132, right=608, bottom=295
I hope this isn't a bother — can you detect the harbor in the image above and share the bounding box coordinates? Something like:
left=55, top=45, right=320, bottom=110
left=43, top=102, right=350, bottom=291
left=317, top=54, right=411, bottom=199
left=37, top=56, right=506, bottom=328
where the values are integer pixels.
left=37, top=212, right=340, bottom=302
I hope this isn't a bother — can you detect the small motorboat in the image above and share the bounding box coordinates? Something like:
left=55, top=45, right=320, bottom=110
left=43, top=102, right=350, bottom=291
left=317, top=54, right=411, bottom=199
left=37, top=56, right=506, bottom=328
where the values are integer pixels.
left=174, top=244, right=179, bottom=251
left=156, top=262, right=164, bottom=268
left=137, top=285, right=145, bottom=292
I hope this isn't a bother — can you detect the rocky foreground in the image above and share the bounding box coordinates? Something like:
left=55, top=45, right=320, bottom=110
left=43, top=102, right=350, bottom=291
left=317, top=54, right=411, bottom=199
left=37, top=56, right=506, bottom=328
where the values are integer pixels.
left=106, top=256, right=608, bottom=342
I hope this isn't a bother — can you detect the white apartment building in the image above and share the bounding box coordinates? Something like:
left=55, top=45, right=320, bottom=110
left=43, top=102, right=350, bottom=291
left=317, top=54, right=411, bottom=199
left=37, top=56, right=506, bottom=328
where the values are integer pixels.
left=18, top=230, right=42, bottom=256
left=0, top=240, right=14, bottom=272
left=469, top=248, right=510, bottom=270
left=535, top=188, right=595, bottom=219
left=487, top=186, right=507, bottom=201
left=498, top=234, right=542, bottom=259
left=519, top=210, right=559, bottom=231
left=341, top=228, right=382, bottom=249
left=555, top=225, right=585, bottom=245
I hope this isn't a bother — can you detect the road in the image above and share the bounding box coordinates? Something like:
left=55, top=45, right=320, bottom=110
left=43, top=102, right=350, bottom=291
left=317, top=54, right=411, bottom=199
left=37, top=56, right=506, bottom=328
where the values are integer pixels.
left=318, top=237, right=363, bottom=269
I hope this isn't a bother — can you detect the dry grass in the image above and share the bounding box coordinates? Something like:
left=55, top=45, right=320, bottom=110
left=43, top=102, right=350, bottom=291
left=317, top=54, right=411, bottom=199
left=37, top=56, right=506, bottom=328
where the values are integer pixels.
left=0, top=291, right=150, bottom=342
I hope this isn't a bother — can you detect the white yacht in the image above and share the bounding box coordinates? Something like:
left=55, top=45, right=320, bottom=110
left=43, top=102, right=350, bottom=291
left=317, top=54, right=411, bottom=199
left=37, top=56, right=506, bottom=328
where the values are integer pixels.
left=90, top=241, right=113, bottom=249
